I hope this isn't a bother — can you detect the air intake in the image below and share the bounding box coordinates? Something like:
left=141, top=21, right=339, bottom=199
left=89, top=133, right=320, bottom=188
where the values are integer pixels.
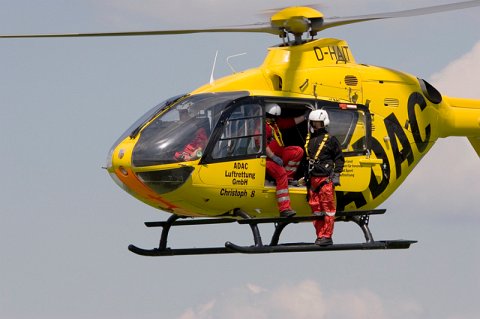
left=344, top=75, right=358, bottom=86
left=384, top=98, right=400, bottom=107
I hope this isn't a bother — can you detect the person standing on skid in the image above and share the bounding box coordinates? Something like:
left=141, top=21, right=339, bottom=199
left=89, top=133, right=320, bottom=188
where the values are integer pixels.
left=304, top=109, right=344, bottom=246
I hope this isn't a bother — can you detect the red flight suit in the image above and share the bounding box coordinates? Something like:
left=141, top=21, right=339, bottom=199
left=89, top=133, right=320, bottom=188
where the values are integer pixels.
left=174, top=128, right=208, bottom=161
left=308, top=177, right=336, bottom=238
left=266, top=118, right=303, bottom=212
left=305, top=128, right=344, bottom=239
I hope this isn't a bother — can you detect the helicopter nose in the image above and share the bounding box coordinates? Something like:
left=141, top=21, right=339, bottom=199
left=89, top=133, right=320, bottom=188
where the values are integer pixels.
left=106, top=138, right=184, bottom=212
left=107, top=139, right=138, bottom=194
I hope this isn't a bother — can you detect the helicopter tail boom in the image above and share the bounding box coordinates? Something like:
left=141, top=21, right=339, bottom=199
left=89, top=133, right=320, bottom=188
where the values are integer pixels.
left=438, top=96, right=480, bottom=139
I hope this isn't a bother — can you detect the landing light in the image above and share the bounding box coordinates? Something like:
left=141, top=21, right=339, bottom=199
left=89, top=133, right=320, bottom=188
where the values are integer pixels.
left=119, top=166, right=128, bottom=176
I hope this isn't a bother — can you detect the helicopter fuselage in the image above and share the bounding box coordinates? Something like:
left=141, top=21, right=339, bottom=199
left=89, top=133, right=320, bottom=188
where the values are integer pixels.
left=107, top=37, right=480, bottom=218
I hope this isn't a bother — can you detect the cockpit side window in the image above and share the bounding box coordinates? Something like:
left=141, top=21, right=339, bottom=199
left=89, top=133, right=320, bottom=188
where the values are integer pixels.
left=322, top=107, right=368, bottom=153
left=211, top=103, right=263, bottom=160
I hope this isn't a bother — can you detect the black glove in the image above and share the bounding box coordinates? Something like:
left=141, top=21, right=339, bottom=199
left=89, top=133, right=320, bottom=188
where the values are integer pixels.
left=304, top=109, right=311, bottom=121
left=332, top=173, right=341, bottom=186
left=271, top=155, right=283, bottom=167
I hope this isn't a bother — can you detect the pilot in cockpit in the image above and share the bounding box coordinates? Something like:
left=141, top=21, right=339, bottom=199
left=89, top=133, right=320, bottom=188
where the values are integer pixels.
left=174, top=108, right=208, bottom=161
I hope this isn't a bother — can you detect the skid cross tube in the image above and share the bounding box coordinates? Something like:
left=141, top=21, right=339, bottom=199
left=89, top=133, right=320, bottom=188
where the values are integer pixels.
left=351, top=215, right=374, bottom=243
left=159, top=214, right=181, bottom=250
left=270, top=221, right=290, bottom=246
left=233, top=208, right=263, bottom=247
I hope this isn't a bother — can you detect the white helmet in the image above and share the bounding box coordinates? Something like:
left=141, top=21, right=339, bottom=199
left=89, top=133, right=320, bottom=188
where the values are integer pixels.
left=309, top=109, right=330, bottom=127
left=265, top=103, right=281, bottom=116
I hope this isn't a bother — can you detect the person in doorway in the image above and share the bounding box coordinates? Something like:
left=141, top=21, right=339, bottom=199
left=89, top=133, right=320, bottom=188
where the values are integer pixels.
left=265, top=103, right=308, bottom=218
left=304, top=109, right=344, bottom=246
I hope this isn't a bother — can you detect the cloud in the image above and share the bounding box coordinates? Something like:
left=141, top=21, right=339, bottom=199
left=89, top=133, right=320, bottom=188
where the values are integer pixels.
left=430, top=41, right=480, bottom=98
left=246, top=282, right=268, bottom=294
left=178, top=299, right=216, bottom=319
left=176, top=280, right=422, bottom=319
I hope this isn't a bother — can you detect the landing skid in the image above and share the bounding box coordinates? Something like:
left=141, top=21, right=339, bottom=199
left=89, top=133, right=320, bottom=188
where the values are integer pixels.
left=128, top=209, right=416, bottom=256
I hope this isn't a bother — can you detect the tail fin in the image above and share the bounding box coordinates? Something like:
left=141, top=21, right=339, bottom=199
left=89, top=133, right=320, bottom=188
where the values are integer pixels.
left=468, top=137, right=480, bottom=157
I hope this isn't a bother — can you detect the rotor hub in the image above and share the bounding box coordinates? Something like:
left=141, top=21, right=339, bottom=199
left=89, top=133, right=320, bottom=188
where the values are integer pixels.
left=270, top=7, right=324, bottom=43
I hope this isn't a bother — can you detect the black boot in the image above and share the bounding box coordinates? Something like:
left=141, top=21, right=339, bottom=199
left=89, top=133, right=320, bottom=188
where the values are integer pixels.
left=280, top=209, right=296, bottom=218
left=315, top=237, right=333, bottom=246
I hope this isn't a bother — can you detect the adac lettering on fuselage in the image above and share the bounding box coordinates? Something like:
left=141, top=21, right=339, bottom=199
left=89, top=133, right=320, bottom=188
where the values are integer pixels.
left=224, top=161, right=256, bottom=186
left=314, top=45, right=351, bottom=63
left=234, top=162, right=248, bottom=169
left=337, top=92, right=432, bottom=210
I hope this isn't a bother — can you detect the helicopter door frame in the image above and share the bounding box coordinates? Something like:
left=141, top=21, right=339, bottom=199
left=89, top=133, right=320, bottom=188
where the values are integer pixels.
left=255, top=97, right=375, bottom=193
left=198, top=96, right=375, bottom=193
left=200, top=96, right=375, bottom=163
left=257, top=97, right=373, bottom=157
left=201, top=96, right=265, bottom=164
left=197, top=97, right=267, bottom=191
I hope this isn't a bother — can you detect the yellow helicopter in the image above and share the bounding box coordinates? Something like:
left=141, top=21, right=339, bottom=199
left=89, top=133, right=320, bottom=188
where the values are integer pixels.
left=4, top=2, right=479, bottom=256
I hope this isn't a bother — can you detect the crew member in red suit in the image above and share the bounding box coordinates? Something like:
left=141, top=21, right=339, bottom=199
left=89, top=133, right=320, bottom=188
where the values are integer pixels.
left=174, top=109, right=208, bottom=161
left=265, top=103, right=308, bottom=218
left=304, top=109, right=344, bottom=246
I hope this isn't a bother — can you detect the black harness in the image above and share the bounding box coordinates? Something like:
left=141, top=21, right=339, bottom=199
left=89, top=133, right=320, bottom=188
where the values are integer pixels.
left=304, top=133, right=332, bottom=193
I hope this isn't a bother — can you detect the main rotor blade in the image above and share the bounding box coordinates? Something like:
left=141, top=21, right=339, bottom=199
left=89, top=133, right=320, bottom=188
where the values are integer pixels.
left=1, top=0, right=479, bottom=39
left=321, top=0, right=480, bottom=31
left=0, top=23, right=276, bottom=39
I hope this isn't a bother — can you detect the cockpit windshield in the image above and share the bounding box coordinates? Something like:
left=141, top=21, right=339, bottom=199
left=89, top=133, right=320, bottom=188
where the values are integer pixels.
left=109, top=93, right=185, bottom=156
left=132, top=92, right=248, bottom=166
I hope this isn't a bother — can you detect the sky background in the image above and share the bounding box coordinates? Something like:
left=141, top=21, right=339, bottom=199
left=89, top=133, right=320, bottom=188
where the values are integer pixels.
left=1, top=1, right=479, bottom=318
